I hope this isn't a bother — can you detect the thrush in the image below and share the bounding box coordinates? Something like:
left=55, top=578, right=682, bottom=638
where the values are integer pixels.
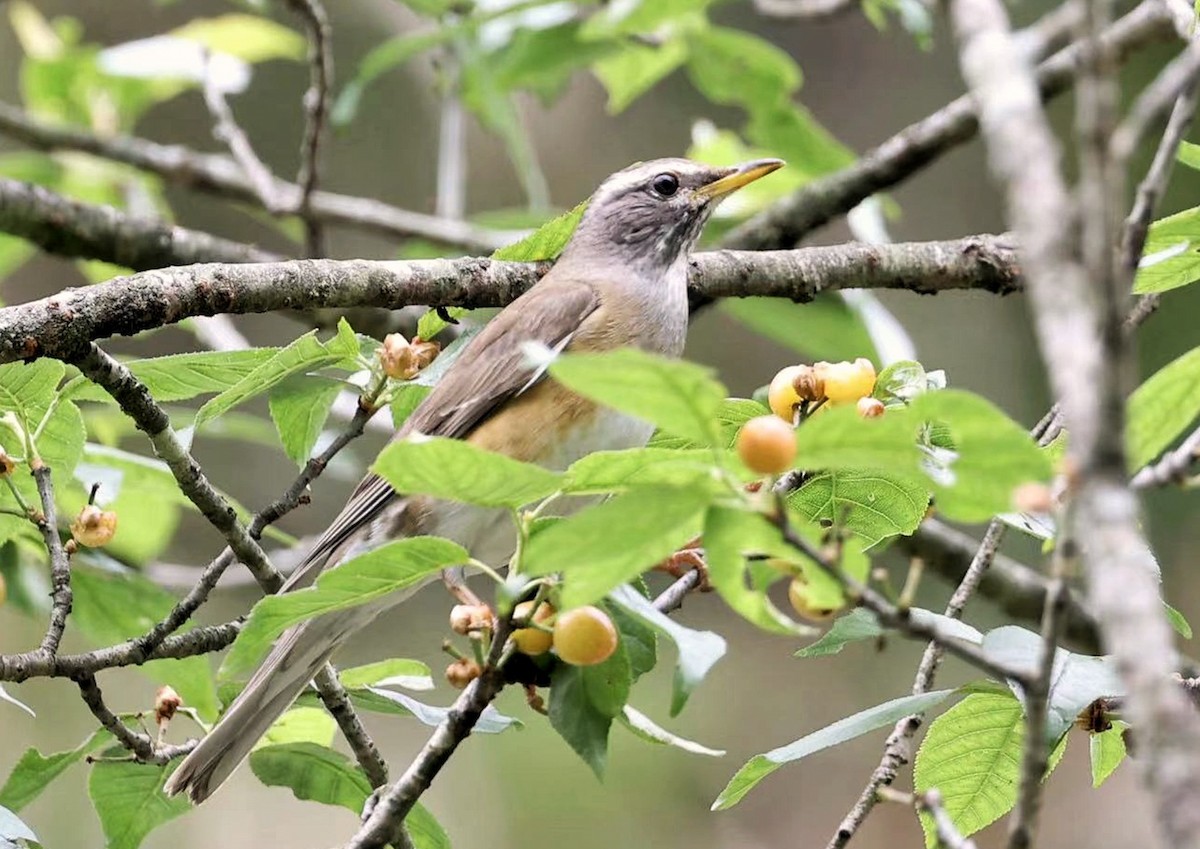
left=165, top=156, right=784, bottom=803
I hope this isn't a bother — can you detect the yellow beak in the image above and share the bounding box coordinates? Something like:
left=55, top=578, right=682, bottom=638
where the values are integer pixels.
left=696, top=158, right=786, bottom=198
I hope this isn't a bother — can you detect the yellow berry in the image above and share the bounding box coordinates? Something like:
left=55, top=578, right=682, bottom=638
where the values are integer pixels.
left=736, top=415, right=797, bottom=475
left=768, top=366, right=805, bottom=422
left=511, top=601, right=555, bottom=656
left=787, top=576, right=845, bottom=622
left=817, top=359, right=877, bottom=405
left=553, top=606, right=618, bottom=666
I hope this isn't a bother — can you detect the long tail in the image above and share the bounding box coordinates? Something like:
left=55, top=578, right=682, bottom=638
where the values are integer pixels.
left=165, top=606, right=377, bottom=804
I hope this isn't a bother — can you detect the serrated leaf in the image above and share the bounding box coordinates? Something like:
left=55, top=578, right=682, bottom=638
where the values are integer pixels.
left=249, top=742, right=370, bottom=811
left=1133, top=205, right=1200, bottom=294
left=194, top=320, right=359, bottom=431
left=1165, top=601, right=1193, bottom=639
left=593, top=38, right=688, bottom=113
left=549, top=662, right=614, bottom=777
left=268, top=376, right=344, bottom=466
left=702, top=506, right=810, bottom=635
left=794, top=607, right=982, bottom=659
left=620, top=705, right=725, bottom=756
left=789, top=469, right=929, bottom=547
left=71, top=566, right=218, bottom=719
left=1126, top=346, right=1200, bottom=469
left=65, top=349, right=280, bottom=403
left=524, top=486, right=710, bottom=608
left=222, top=537, right=467, bottom=678
left=685, top=25, right=800, bottom=114
left=390, top=383, right=432, bottom=430
left=492, top=200, right=586, bottom=261
left=722, top=296, right=877, bottom=363
left=609, top=584, right=726, bottom=716
left=563, top=448, right=718, bottom=493
left=647, top=397, right=769, bottom=450
left=873, top=359, right=942, bottom=404
left=88, top=761, right=189, bottom=849
left=1089, top=722, right=1128, bottom=787
left=373, top=436, right=562, bottom=508
left=0, top=730, right=108, bottom=812
left=548, top=349, right=726, bottom=447
left=339, top=658, right=433, bottom=691
left=914, top=691, right=1068, bottom=845
left=714, top=689, right=956, bottom=810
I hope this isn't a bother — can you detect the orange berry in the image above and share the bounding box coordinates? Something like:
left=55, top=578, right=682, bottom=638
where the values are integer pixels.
left=736, top=415, right=797, bottom=475
left=511, top=601, right=555, bottom=656
left=787, top=576, right=845, bottom=622
left=70, top=505, right=117, bottom=547
left=553, top=606, right=618, bottom=666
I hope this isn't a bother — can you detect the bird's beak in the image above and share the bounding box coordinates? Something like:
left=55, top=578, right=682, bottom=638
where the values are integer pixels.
left=695, top=158, right=786, bottom=199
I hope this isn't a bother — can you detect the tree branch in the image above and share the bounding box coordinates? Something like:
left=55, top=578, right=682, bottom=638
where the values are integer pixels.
left=0, top=236, right=1020, bottom=367
left=31, top=465, right=72, bottom=657
left=0, top=102, right=518, bottom=253
left=74, top=673, right=197, bottom=765
left=719, top=0, right=1175, bottom=250
left=285, top=0, right=334, bottom=258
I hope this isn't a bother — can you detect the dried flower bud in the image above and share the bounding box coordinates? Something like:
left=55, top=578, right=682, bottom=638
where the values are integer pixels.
left=378, top=333, right=419, bottom=380
left=70, top=505, right=117, bottom=547
left=0, top=447, right=14, bottom=477
left=410, top=339, right=441, bottom=372
left=449, top=604, right=475, bottom=635
left=154, top=685, right=183, bottom=726
left=1012, top=481, right=1054, bottom=514
left=790, top=365, right=826, bottom=403
left=445, top=657, right=482, bottom=689
left=857, top=397, right=886, bottom=419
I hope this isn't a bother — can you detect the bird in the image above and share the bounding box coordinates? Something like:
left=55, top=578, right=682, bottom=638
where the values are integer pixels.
left=165, top=156, right=785, bottom=803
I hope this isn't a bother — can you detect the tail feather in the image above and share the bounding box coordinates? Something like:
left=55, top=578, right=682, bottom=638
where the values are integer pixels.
left=165, top=608, right=369, bottom=803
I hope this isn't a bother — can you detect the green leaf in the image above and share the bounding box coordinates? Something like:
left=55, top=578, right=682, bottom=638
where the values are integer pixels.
left=339, top=658, right=433, bottom=691
left=333, top=29, right=448, bottom=126
left=194, top=320, right=359, bottom=431
left=592, top=38, right=688, bottom=113
left=258, top=706, right=336, bottom=749
left=608, top=600, right=656, bottom=681
left=548, top=349, right=726, bottom=446
left=1133, top=205, right=1200, bottom=294
left=0, top=359, right=62, bottom=435
left=647, top=397, right=769, bottom=451
left=171, top=14, right=306, bottom=63
left=0, top=731, right=107, bottom=812
left=71, top=566, right=218, bottom=719
left=485, top=22, right=615, bottom=104
left=910, top=390, right=1052, bottom=522
left=330, top=688, right=519, bottom=734
left=746, top=101, right=855, bottom=178
left=722, top=296, right=876, bottom=364
left=249, top=742, right=370, bottom=811
left=406, top=803, right=452, bottom=849
left=524, top=486, right=710, bottom=608
left=1165, top=601, right=1193, bottom=639
left=223, top=537, right=468, bottom=678
left=702, top=506, right=809, bottom=635
left=0, top=805, right=37, bottom=847
left=914, top=691, right=1068, bottom=845
left=713, top=689, right=956, bottom=810
left=549, top=662, right=615, bottom=777
left=373, top=436, right=562, bottom=508
left=415, top=307, right=466, bottom=342
left=268, top=376, right=343, bottom=466
left=788, top=470, right=929, bottom=547
left=794, top=607, right=982, bottom=659
left=981, top=626, right=1124, bottom=743
left=65, top=349, right=281, bottom=404
left=581, top=0, right=717, bottom=38
left=88, top=761, right=189, bottom=849
left=1126, top=346, right=1200, bottom=469
left=1177, top=140, right=1200, bottom=171
left=873, top=359, right=946, bottom=405
left=563, top=447, right=719, bottom=493
left=609, top=584, right=725, bottom=716
left=1089, top=722, right=1128, bottom=787
left=390, top=383, right=432, bottom=430
left=685, top=26, right=800, bottom=114
left=619, top=705, right=725, bottom=756
left=492, top=200, right=586, bottom=261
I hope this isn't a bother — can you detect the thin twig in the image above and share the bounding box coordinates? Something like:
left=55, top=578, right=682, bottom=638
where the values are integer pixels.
left=32, top=465, right=72, bottom=657
left=74, top=673, right=197, bottom=765
left=285, top=0, right=333, bottom=257
left=918, top=789, right=980, bottom=849
left=202, top=66, right=287, bottom=214
left=1110, top=37, right=1200, bottom=167
left=1132, top=425, right=1200, bottom=488
left=315, top=665, right=389, bottom=788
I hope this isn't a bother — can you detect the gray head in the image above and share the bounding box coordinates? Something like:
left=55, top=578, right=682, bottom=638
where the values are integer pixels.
left=558, top=157, right=784, bottom=275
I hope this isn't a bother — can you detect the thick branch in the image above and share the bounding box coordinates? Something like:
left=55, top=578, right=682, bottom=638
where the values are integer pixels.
left=0, top=102, right=517, bottom=253
left=0, top=236, right=1020, bottom=367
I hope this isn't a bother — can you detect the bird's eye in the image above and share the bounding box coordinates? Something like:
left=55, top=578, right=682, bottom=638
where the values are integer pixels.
left=651, top=173, right=679, bottom=197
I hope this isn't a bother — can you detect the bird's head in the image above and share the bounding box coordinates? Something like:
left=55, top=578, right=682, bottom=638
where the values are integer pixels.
left=560, top=157, right=784, bottom=275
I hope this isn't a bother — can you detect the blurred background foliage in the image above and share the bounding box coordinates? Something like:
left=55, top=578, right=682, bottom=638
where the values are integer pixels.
left=0, top=0, right=1197, bottom=847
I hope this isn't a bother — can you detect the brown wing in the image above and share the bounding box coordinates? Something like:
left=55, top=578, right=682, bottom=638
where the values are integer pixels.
left=279, top=279, right=600, bottom=590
